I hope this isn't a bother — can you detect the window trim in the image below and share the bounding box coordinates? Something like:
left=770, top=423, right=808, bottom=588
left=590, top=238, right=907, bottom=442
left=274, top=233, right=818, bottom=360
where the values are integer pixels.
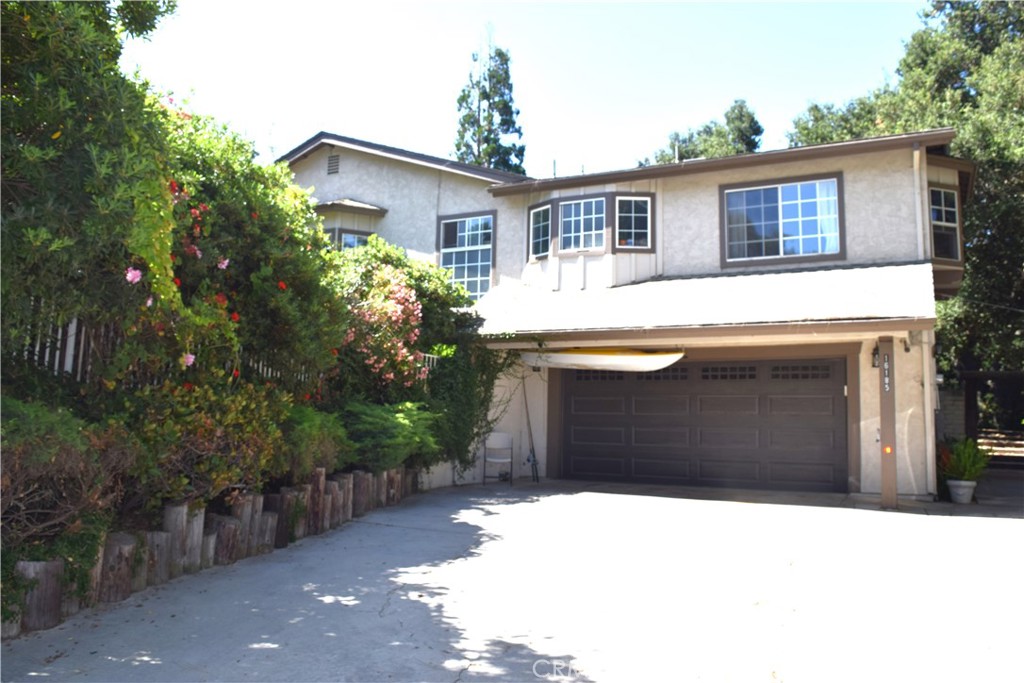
left=324, top=227, right=372, bottom=250
left=929, top=183, right=963, bottom=263
left=552, top=192, right=611, bottom=256
left=436, top=210, right=497, bottom=299
left=612, top=193, right=656, bottom=254
left=527, top=201, right=552, bottom=261
left=718, top=172, right=846, bottom=268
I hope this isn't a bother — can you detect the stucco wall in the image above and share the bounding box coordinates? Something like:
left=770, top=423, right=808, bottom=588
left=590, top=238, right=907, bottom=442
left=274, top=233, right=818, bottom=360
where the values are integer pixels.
left=503, top=148, right=922, bottom=289
left=290, top=146, right=522, bottom=267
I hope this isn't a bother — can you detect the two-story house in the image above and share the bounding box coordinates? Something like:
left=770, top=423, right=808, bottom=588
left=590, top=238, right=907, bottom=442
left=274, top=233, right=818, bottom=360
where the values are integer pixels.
left=280, top=128, right=972, bottom=503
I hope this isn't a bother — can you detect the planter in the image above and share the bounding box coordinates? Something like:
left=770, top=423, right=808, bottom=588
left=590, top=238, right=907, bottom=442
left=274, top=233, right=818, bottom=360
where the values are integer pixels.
left=947, top=479, right=977, bottom=504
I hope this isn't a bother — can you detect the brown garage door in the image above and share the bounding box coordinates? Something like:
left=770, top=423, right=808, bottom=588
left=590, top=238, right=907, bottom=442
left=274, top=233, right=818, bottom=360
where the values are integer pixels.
left=562, top=359, right=848, bottom=492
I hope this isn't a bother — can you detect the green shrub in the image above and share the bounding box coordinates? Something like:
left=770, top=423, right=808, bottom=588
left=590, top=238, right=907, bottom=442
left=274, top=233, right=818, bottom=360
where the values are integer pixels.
left=939, top=438, right=992, bottom=481
left=278, top=405, right=356, bottom=482
left=124, top=377, right=288, bottom=509
left=343, top=401, right=440, bottom=473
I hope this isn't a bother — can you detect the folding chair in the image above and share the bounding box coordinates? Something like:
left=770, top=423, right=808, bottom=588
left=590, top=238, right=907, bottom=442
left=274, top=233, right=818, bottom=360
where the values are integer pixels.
left=482, top=431, right=513, bottom=485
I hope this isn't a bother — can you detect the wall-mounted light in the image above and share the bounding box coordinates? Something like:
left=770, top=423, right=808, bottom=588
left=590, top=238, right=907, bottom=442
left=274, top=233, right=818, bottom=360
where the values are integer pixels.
left=872, top=345, right=880, bottom=368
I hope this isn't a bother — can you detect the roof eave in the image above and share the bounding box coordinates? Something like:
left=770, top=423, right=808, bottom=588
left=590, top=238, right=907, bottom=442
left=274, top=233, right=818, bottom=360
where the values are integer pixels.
left=488, top=128, right=957, bottom=197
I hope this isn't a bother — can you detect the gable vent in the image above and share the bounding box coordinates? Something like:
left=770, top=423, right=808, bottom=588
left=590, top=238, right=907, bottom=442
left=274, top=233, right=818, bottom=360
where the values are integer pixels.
left=326, top=154, right=340, bottom=174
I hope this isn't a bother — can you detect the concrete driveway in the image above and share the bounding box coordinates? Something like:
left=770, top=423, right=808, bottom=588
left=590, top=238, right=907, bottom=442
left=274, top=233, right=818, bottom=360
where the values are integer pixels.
left=3, top=482, right=1023, bottom=683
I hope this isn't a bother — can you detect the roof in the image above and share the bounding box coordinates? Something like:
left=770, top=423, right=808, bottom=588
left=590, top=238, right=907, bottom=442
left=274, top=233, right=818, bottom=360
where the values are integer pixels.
left=474, top=262, right=936, bottom=341
left=488, top=128, right=958, bottom=197
left=314, top=198, right=387, bottom=217
left=277, top=131, right=532, bottom=184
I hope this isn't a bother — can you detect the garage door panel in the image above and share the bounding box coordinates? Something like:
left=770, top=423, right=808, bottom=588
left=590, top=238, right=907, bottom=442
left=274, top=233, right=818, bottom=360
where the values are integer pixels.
left=700, top=459, right=761, bottom=482
left=571, top=426, right=626, bottom=446
left=698, top=395, right=759, bottom=414
left=571, top=456, right=626, bottom=477
left=571, top=396, right=627, bottom=415
left=633, top=457, right=691, bottom=479
left=769, top=429, right=836, bottom=451
left=698, top=427, right=759, bottom=449
left=770, top=462, right=836, bottom=486
left=768, top=395, right=835, bottom=416
left=633, top=426, right=690, bottom=448
left=633, top=395, right=690, bottom=416
left=563, top=359, right=848, bottom=492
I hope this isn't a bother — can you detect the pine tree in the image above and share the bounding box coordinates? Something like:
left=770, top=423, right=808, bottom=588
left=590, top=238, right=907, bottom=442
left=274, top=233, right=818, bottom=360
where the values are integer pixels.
left=454, top=47, right=526, bottom=174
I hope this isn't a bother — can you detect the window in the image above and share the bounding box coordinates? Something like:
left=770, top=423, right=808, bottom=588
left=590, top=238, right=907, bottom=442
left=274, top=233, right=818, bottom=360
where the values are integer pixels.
left=324, top=228, right=369, bottom=250
left=560, top=198, right=605, bottom=251
left=530, top=205, right=550, bottom=258
left=327, top=155, right=340, bottom=174
left=723, top=175, right=842, bottom=263
left=616, top=196, right=652, bottom=250
left=930, top=187, right=960, bottom=261
left=439, top=213, right=493, bottom=300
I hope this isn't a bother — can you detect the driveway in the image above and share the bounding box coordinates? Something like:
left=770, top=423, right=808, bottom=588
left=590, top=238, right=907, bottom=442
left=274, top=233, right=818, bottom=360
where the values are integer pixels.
left=3, top=482, right=1023, bottom=683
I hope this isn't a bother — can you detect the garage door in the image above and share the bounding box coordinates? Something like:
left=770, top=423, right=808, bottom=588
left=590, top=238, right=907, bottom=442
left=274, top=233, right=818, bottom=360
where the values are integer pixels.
left=562, top=359, right=848, bottom=492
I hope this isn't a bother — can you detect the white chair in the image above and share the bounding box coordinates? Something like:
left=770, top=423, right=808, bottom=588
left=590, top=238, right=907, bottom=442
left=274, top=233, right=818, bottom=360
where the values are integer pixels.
left=483, top=432, right=513, bottom=485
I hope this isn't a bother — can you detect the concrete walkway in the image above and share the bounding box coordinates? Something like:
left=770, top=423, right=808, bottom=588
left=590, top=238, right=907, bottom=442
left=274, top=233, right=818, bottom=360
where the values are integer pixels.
left=2, top=480, right=1022, bottom=683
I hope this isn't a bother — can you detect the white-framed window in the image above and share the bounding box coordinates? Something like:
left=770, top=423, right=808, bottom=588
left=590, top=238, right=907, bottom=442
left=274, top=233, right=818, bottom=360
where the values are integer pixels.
left=616, top=196, right=651, bottom=249
left=560, top=197, right=605, bottom=251
left=529, top=205, right=550, bottom=259
left=324, top=228, right=370, bottom=250
left=439, top=213, right=493, bottom=300
left=723, top=175, right=842, bottom=263
left=930, top=187, right=960, bottom=261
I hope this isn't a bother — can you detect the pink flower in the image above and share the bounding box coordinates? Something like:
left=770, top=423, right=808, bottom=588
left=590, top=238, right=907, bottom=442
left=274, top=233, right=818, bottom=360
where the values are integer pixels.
left=181, top=352, right=195, bottom=368
left=125, top=267, right=142, bottom=284
left=146, top=296, right=154, bottom=307
left=217, top=258, right=230, bottom=270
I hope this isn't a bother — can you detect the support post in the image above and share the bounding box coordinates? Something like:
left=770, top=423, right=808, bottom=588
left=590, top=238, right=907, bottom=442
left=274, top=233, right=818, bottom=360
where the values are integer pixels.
left=879, top=337, right=898, bottom=509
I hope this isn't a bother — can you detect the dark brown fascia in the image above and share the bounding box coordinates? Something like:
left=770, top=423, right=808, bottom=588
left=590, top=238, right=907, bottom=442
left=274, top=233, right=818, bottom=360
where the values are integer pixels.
left=488, top=128, right=958, bottom=197
left=483, top=317, right=936, bottom=349
left=277, top=131, right=532, bottom=185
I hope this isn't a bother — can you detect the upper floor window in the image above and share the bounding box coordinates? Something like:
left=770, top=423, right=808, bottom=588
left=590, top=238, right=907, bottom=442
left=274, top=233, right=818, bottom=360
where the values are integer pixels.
left=930, top=187, right=960, bottom=261
left=560, top=198, right=605, bottom=251
left=616, top=196, right=652, bottom=250
left=530, top=205, right=550, bottom=259
left=439, top=212, right=493, bottom=300
left=325, top=228, right=369, bottom=250
left=722, top=174, right=843, bottom=265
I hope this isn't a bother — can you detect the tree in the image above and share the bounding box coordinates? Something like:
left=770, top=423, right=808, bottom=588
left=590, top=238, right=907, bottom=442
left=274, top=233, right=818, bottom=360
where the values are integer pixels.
left=454, top=46, right=526, bottom=174
left=787, top=1, right=1023, bottom=380
left=645, top=100, right=764, bottom=165
left=1, top=1, right=179, bottom=400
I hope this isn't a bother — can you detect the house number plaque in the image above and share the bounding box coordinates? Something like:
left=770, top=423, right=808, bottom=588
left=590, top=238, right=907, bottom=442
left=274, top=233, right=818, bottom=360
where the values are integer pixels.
left=882, top=354, right=891, bottom=393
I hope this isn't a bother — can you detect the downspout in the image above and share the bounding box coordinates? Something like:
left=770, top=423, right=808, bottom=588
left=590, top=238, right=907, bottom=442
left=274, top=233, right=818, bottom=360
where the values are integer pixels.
left=922, top=330, right=937, bottom=496
left=913, top=143, right=926, bottom=260
left=913, top=145, right=936, bottom=496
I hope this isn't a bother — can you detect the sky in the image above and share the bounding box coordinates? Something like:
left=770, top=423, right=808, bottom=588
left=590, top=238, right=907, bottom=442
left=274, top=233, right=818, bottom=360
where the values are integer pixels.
left=119, top=1, right=930, bottom=178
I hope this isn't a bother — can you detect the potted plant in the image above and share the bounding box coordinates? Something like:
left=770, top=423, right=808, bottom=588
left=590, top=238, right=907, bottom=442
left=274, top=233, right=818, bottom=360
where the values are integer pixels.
left=939, top=438, right=992, bottom=504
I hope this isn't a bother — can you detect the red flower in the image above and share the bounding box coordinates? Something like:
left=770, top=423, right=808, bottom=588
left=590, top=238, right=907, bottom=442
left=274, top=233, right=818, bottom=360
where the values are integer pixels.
left=170, top=253, right=176, bottom=262
left=173, top=277, right=182, bottom=287
left=169, top=180, right=179, bottom=194
left=182, top=382, right=194, bottom=391
left=199, top=203, right=209, bottom=212
left=251, top=212, right=259, bottom=220
left=277, top=281, right=287, bottom=291
left=230, top=312, right=240, bottom=322
left=304, top=393, right=311, bottom=401
left=190, top=208, right=201, bottom=219
left=232, top=369, right=240, bottom=378
left=215, top=292, right=228, bottom=306
left=331, top=348, right=339, bottom=356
